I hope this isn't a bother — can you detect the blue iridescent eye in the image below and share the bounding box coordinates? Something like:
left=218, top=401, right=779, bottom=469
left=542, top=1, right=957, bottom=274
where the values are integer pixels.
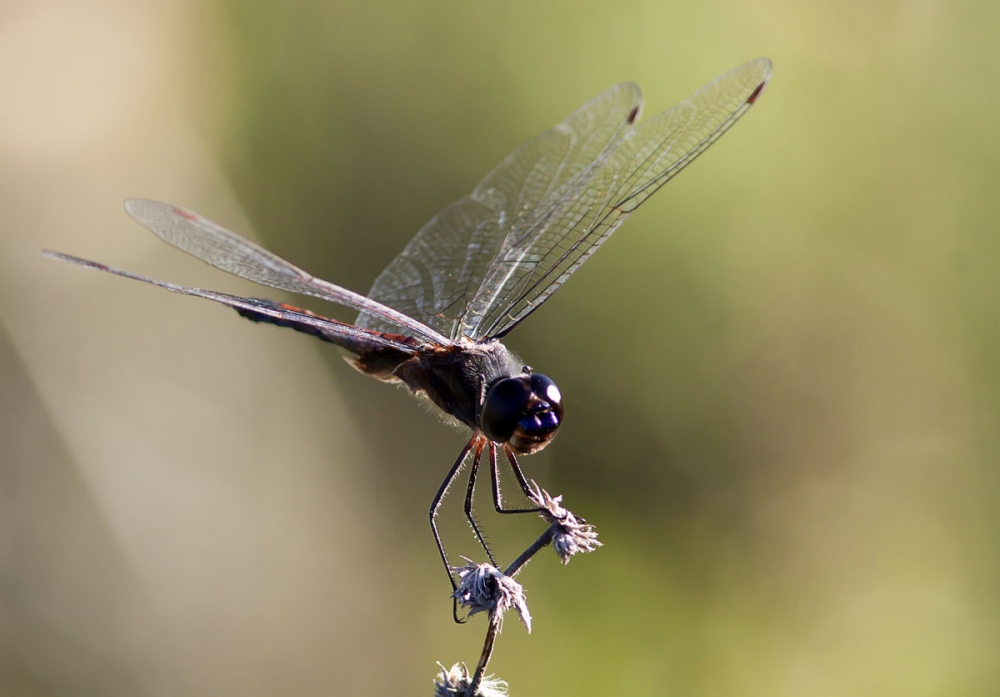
left=529, top=374, right=562, bottom=409
left=520, top=410, right=560, bottom=433
left=481, top=373, right=563, bottom=454
left=481, top=377, right=532, bottom=443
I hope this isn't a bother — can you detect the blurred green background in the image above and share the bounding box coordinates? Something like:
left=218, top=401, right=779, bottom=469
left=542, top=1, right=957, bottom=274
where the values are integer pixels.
left=2, top=0, right=998, bottom=695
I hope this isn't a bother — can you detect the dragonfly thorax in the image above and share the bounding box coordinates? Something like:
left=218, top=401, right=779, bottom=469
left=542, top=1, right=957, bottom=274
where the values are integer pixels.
left=390, top=339, right=562, bottom=453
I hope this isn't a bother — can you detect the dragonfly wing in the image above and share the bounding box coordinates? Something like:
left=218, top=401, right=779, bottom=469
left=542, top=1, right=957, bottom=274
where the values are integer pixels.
left=464, top=58, right=772, bottom=339
left=356, top=82, right=643, bottom=340
left=42, top=251, right=424, bottom=359
left=122, top=199, right=451, bottom=345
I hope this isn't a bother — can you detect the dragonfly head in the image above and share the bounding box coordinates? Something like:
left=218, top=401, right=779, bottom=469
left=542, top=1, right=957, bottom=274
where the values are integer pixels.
left=481, top=372, right=563, bottom=455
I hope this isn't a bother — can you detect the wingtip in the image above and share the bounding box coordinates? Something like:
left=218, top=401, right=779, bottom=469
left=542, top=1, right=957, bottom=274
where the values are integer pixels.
left=124, top=198, right=202, bottom=226
left=40, top=250, right=109, bottom=273
left=746, top=57, right=773, bottom=105
left=41, top=249, right=76, bottom=263
left=758, top=57, right=773, bottom=84
left=123, top=197, right=153, bottom=219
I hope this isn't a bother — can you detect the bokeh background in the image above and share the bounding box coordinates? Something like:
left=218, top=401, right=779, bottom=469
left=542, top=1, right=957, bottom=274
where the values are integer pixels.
left=2, top=0, right=998, bottom=695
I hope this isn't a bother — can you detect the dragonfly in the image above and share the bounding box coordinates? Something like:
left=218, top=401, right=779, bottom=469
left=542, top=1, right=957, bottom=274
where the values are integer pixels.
left=45, top=58, right=771, bottom=599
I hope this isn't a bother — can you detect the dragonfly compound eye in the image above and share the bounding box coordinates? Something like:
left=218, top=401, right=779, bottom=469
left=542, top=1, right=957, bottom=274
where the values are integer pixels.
left=481, top=374, right=563, bottom=454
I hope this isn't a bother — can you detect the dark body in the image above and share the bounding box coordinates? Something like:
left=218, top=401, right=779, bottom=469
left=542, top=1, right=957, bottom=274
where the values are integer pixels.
left=393, top=340, right=520, bottom=431
left=235, top=297, right=527, bottom=435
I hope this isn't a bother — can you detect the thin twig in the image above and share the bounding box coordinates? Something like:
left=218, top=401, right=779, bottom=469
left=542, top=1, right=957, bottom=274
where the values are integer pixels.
left=465, top=613, right=501, bottom=697
left=505, top=525, right=556, bottom=578
left=446, top=485, right=602, bottom=696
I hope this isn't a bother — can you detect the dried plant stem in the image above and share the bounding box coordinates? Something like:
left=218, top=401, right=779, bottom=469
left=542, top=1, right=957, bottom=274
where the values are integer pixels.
left=505, top=525, right=556, bottom=578
left=465, top=613, right=501, bottom=697
left=446, top=484, right=601, bottom=696
left=463, top=523, right=558, bottom=695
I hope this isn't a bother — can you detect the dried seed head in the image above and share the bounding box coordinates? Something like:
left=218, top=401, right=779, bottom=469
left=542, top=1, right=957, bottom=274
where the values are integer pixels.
left=453, top=560, right=532, bottom=633
left=434, top=662, right=508, bottom=697
left=527, top=482, right=602, bottom=563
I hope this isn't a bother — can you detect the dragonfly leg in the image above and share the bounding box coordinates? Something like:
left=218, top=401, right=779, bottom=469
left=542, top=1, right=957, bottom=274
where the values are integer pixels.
left=429, top=435, right=485, bottom=624
left=430, top=437, right=476, bottom=590
left=463, top=439, right=497, bottom=567
left=490, top=444, right=545, bottom=515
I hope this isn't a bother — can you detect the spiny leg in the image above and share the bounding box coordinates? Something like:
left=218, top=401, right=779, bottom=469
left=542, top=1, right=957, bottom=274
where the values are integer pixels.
left=490, top=443, right=545, bottom=515
left=430, top=437, right=478, bottom=598
left=464, top=439, right=498, bottom=567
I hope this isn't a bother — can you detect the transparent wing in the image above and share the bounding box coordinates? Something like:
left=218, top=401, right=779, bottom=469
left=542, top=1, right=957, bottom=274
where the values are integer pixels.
left=358, top=58, right=771, bottom=341
left=122, top=199, right=450, bottom=346
left=469, top=57, right=772, bottom=339
left=41, top=251, right=423, bottom=356
left=355, top=82, right=644, bottom=340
